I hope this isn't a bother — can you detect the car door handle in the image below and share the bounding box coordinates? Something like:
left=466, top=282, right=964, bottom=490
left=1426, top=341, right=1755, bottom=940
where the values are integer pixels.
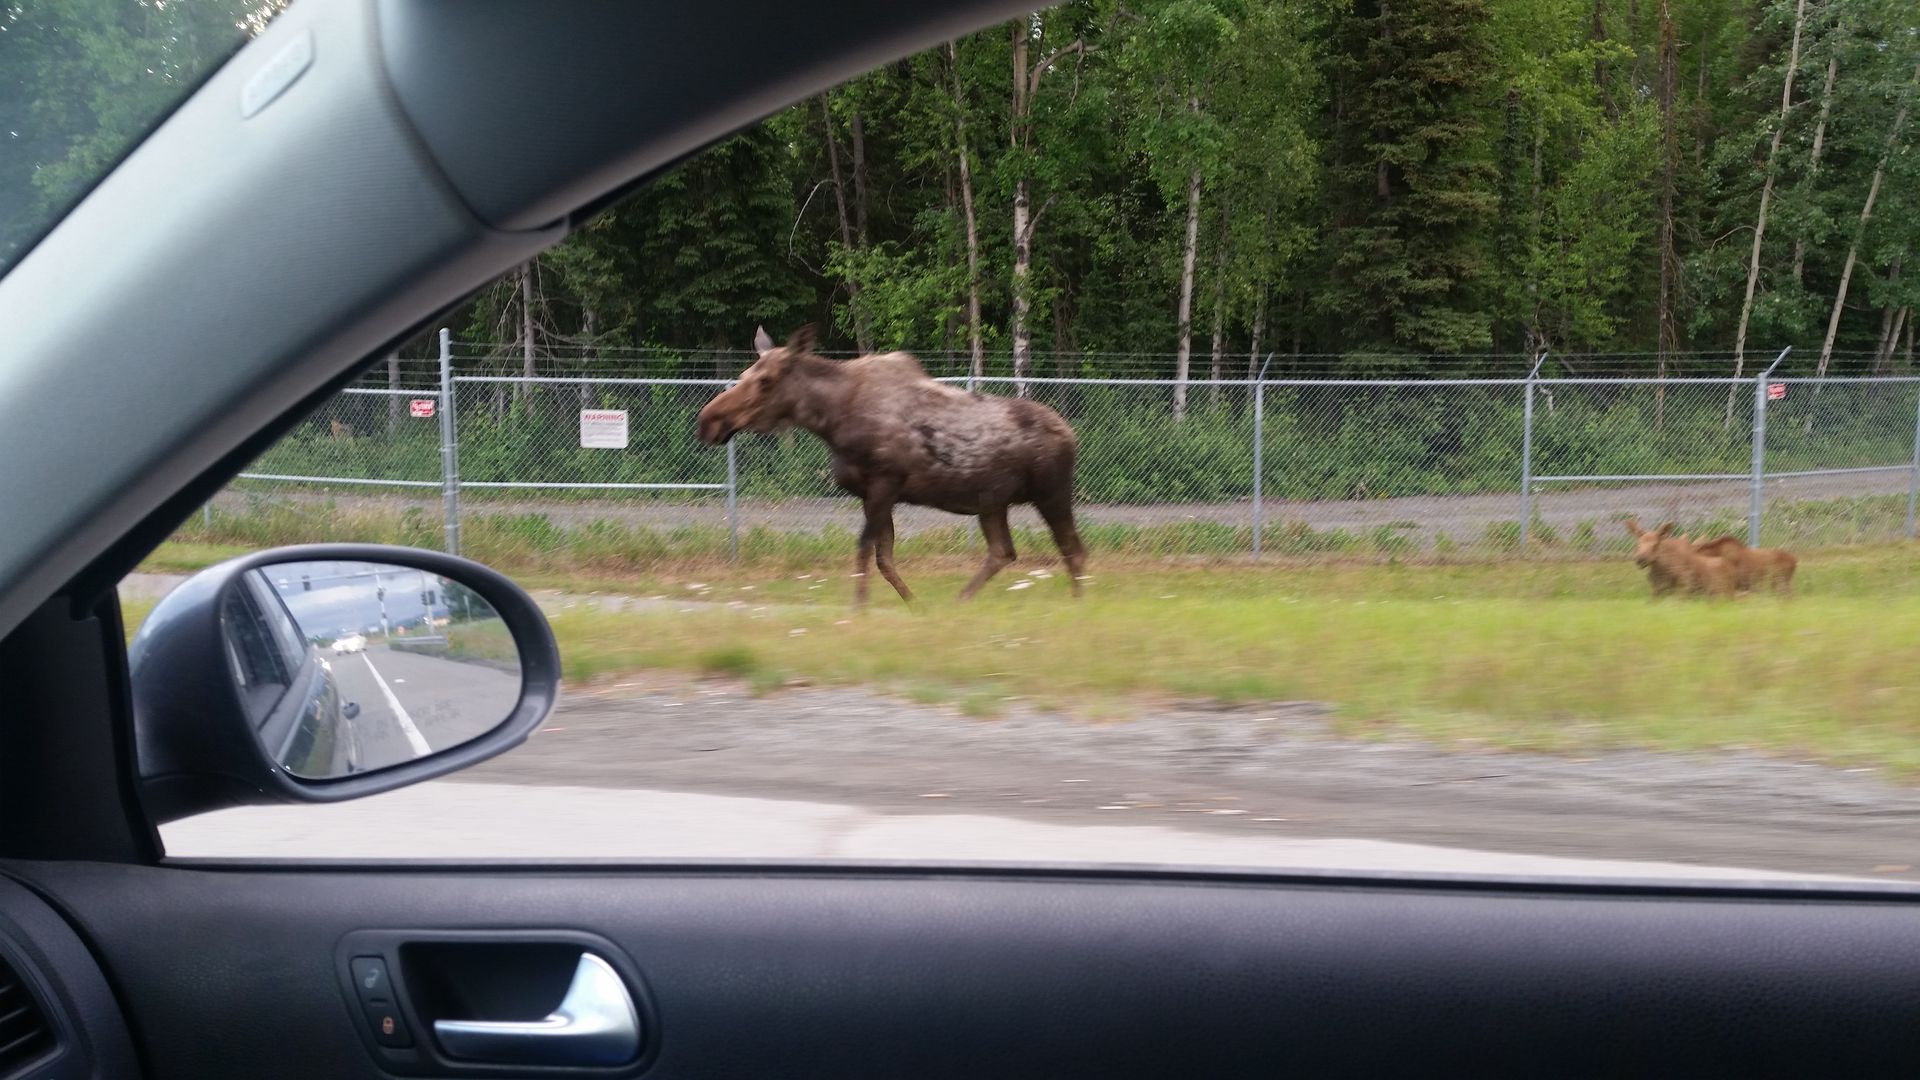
left=432, top=952, right=640, bottom=1066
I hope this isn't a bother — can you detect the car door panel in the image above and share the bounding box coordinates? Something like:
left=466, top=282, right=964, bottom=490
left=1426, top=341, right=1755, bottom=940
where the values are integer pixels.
left=10, top=861, right=1920, bottom=1079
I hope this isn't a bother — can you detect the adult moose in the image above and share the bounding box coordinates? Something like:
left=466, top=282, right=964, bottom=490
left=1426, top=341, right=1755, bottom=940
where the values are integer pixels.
left=696, top=326, right=1087, bottom=607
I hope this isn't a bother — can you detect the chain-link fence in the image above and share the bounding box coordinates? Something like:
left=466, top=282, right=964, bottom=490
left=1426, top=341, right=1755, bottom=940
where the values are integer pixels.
left=198, top=336, right=1920, bottom=566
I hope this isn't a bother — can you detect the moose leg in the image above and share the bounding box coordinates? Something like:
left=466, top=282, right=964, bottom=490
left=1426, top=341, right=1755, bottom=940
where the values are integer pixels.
left=854, top=488, right=910, bottom=608
left=873, top=514, right=914, bottom=602
left=853, top=525, right=874, bottom=609
left=958, top=507, right=1016, bottom=601
left=1037, top=496, right=1088, bottom=598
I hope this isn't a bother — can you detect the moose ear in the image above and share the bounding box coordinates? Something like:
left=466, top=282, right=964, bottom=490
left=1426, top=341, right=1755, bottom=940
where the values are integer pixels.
left=1623, top=517, right=1642, bottom=537
left=786, top=324, right=818, bottom=355
left=753, top=326, right=775, bottom=355
left=1656, top=521, right=1676, bottom=538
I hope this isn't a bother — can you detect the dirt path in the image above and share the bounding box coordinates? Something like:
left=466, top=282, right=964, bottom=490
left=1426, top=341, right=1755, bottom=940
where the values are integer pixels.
left=457, top=676, right=1920, bottom=882
left=219, top=469, right=1912, bottom=538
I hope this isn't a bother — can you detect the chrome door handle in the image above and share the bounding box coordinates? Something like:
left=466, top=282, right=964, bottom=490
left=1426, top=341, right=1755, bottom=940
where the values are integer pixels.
left=433, top=953, right=640, bottom=1066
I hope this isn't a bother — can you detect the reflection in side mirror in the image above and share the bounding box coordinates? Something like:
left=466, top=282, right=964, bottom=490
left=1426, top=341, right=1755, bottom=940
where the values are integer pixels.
left=224, top=561, right=522, bottom=780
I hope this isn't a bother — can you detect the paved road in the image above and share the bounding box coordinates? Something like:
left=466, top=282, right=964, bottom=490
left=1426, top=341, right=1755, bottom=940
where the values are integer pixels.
left=219, top=468, right=1912, bottom=540
left=441, top=679, right=1920, bottom=882
left=160, top=781, right=1873, bottom=884
left=163, top=676, right=1920, bottom=884
left=330, top=644, right=519, bottom=771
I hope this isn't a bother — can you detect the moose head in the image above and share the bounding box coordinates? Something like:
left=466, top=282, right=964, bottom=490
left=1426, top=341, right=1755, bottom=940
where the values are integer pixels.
left=695, top=325, right=819, bottom=445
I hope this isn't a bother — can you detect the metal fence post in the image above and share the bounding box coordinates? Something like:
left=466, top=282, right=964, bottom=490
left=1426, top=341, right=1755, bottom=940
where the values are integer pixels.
left=1749, top=378, right=1766, bottom=547
left=725, top=437, right=740, bottom=562
left=438, top=328, right=460, bottom=556
left=1251, top=354, right=1274, bottom=559
left=1750, top=347, right=1790, bottom=546
left=1906, top=384, right=1920, bottom=539
left=1517, top=352, right=1546, bottom=550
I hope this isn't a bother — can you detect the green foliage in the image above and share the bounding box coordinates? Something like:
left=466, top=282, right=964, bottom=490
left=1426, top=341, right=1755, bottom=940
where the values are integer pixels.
left=2, top=0, right=284, bottom=265
left=294, top=0, right=1920, bottom=375
left=16, top=0, right=1919, bottom=376
left=1317, top=0, right=1502, bottom=354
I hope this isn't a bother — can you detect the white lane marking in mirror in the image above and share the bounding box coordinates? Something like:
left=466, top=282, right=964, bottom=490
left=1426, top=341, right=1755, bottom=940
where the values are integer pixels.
left=359, top=652, right=432, bottom=757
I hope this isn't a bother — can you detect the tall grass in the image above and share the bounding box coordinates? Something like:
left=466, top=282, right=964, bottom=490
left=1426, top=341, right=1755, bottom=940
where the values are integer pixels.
left=125, top=509, right=1920, bottom=770
left=162, top=489, right=1920, bottom=579
left=542, top=551, right=1920, bottom=772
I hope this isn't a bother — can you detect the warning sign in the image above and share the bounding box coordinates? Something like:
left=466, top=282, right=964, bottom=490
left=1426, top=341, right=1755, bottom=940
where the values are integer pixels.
left=409, top=398, right=436, bottom=418
left=580, top=409, right=629, bottom=449
left=1767, top=382, right=1787, bottom=401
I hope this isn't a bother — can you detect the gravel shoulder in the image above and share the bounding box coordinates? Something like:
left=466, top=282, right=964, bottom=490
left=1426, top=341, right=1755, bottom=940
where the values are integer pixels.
left=457, top=675, right=1920, bottom=882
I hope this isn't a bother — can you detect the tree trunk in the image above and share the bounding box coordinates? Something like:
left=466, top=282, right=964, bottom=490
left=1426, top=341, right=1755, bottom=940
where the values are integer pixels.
left=1292, top=291, right=1304, bottom=360
left=1012, top=178, right=1034, bottom=397
left=579, top=308, right=597, bottom=408
left=821, top=94, right=855, bottom=251
left=1247, top=289, right=1267, bottom=380
left=516, top=263, right=536, bottom=405
left=1010, top=21, right=1033, bottom=398
left=1816, top=64, right=1917, bottom=383
left=1174, top=163, right=1203, bottom=423
left=1376, top=0, right=1394, bottom=203
left=1208, top=198, right=1231, bottom=410
left=1794, top=50, right=1841, bottom=286
left=1875, top=306, right=1907, bottom=375
left=1592, top=0, right=1615, bottom=117
left=1655, top=0, right=1679, bottom=431
left=949, top=42, right=986, bottom=386
left=386, top=352, right=401, bottom=436
left=1727, top=0, right=1806, bottom=427
left=1694, top=28, right=1711, bottom=170
left=1525, top=109, right=1545, bottom=344
left=849, top=103, right=875, bottom=352
left=850, top=107, right=870, bottom=251
left=820, top=93, right=873, bottom=352
left=1003, top=22, right=1091, bottom=398
left=1872, top=259, right=1904, bottom=374
left=1628, top=0, right=1645, bottom=87
left=1053, top=302, right=1078, bottom=378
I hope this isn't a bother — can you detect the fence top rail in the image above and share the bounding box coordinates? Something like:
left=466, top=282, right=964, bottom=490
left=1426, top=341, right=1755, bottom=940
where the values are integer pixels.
left=460, top=481, right=729, bottom=491
left=452, top=375, right=737, bottom=386
left=940, top=376, right=1536, bottom=388
left=1533, top=376, right=1755, bottom=386
left=1770, top=375, right=1920, bottom=385
left=1763, top=464, right=1916, bottom=478
left=1531, top=472, right=1752, bottom=482
left=339, top=387, right=444, bottom=396
left=235, top=472, right=444, bottom=487
left=431, top=373, right=1920, bottom=389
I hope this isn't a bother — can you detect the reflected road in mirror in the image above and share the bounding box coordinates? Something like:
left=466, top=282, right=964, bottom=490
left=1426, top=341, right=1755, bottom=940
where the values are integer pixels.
left=324, top=638, right=521, bottom=772
left=228, top=560, right=523, bottom=778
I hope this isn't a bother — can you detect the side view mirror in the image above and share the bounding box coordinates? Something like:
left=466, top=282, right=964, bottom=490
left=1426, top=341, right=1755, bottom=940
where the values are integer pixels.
left=128, top=544, right=560, bottom=824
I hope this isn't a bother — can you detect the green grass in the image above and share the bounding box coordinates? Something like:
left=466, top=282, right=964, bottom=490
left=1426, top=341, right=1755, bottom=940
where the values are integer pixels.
left=443, top=618, right=519, bottom=665
left=535, top=548, right=1920, bottom=773
left=137, top=541, right=257, bottom=573
left=125, top=498, right=1920, bottom=773
left=144, top=487, right=1920, bottom=583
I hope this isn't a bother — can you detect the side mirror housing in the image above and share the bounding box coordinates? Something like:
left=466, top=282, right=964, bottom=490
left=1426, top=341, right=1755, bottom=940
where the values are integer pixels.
left=128, top=544, right=559, bottom=824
